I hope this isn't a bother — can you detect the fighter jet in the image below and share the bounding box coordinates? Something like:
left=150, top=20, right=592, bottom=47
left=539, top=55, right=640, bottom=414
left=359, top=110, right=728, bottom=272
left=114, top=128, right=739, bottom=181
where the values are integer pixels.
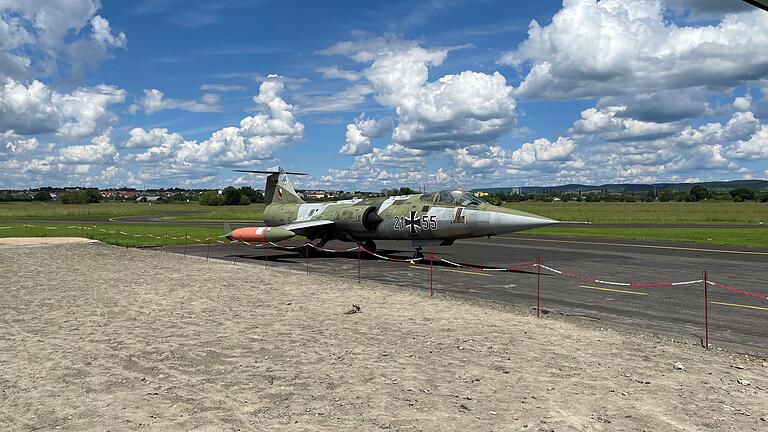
left=225, top=168, right=558, bottom=257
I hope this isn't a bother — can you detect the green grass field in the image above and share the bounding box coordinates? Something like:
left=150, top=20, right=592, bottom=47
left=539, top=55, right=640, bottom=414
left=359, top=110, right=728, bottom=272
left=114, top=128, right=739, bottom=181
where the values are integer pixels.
left=523, top=226, right=768, bottom=248
left=0, top=201, right=265, bottom=221
left=503, top=201, right=768, bottom=224
left=0, top=222, right=227, bottom=247
left=1, top=201, right=766, bottom=248
left=160, top=204, right=265, bottom=221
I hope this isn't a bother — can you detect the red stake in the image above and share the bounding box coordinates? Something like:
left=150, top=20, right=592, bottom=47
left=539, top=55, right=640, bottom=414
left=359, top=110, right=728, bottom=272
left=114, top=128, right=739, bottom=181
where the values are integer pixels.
left=306, top=243, right=309, bottom=275
left=206, top=236, right=211, bottom=262
left=704, top=270, right=709, bottom=350
left=264, top=243, right=269, bottom=269
left=537, top=256, right=542, bottom=318
left=429, top=249, right=434, bottom=297
left=357, top=243, right=361, bottom=283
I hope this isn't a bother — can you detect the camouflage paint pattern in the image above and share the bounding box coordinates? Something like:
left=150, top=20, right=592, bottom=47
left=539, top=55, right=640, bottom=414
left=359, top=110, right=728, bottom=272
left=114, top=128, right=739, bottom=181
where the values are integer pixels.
left=262, top=177, right=558, bottom=243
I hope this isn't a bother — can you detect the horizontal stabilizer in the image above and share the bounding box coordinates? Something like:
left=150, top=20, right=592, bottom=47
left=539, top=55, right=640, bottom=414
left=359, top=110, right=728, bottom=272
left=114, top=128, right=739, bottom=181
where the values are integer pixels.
left=234, top=169, right=307, bottom=175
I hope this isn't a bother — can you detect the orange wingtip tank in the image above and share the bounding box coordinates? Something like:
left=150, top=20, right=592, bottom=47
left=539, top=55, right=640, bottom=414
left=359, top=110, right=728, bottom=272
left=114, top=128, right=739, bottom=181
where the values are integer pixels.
left=227, top=227, right=295, bottom=242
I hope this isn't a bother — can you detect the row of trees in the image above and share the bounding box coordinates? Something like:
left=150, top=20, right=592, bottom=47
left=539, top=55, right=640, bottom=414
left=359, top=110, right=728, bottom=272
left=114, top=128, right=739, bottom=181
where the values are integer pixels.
left=60, top=189, right=101, bottom=204
left=199, top=186, right=265, bottom=206
left=481, top=186, right=768, bottom=205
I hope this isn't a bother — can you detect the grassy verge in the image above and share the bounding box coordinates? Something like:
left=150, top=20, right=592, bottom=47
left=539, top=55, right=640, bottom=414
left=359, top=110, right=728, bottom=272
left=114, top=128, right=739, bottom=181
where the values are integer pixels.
left=0, top=202, right=207, bottom=219
left=0, top=201, right=267, bottom=221
left=521, top=226, right=768, bottom=248
left=161, top=204, right=266, bottom=221
left=503, top=201, right=768, bottom=224
left=0, top=222, right=228, bottom=247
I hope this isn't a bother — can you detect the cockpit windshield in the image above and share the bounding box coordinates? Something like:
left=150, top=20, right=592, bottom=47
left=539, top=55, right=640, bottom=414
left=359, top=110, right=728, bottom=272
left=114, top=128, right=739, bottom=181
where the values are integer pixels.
left=455, top=191, right=486, bottom=206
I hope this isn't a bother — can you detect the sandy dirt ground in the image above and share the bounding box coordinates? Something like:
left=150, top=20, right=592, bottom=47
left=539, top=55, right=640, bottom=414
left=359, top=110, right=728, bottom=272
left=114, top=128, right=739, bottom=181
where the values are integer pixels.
left=0, top=237, right=97, bottom=248
left=0, top=239, right=766, bottom=431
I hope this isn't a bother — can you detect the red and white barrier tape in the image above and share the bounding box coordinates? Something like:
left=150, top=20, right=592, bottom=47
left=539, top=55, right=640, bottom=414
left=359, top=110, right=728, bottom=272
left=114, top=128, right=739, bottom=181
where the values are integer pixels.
left=536, top=264, right=703, bottom=287
left=708, top=280, right=768, bottom=300
left=432, top=254, right=536, bottom=272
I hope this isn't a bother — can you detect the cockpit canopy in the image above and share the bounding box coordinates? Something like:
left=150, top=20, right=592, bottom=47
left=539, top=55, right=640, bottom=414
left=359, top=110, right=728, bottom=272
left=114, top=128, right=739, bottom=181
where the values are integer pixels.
left=420, top=190, right=486, bottom=206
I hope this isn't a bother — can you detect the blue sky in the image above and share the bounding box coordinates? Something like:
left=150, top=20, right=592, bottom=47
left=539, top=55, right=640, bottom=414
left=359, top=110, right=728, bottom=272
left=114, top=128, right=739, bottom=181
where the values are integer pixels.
left=1, top=0, right=767, bottom=190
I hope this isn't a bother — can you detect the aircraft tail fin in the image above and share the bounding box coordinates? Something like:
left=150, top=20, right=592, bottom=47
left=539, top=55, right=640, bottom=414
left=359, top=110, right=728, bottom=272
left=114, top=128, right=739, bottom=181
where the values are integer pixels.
left=234, top=167, right=306, bottom=205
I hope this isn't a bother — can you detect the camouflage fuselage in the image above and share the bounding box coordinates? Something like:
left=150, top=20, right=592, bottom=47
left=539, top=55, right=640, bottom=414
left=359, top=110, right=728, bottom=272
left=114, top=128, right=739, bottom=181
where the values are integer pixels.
left=264, top=192, right=556, bottom=242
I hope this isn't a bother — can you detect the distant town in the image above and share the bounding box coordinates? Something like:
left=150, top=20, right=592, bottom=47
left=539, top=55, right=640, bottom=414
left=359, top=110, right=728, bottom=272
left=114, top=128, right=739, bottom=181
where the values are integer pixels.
left=2, top=179, right=767, bottom=204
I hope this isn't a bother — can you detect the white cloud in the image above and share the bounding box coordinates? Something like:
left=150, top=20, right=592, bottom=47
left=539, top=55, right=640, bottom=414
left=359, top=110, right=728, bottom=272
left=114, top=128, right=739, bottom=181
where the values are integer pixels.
left=677, top=111, right=760, bottom=147
left=501, top=0, right=768, bottom=100
left=0, top=78, right=125, bottom=139
left=129, top=88, right=222, bottom=115
left=510, top=137, right=576, bottom=166
left=295, top=84, right=373, bottom=114
left=0, top=1, right=126, bottom=79
left=124, top=75, right=303, bottom=167
left=125, top=127, right=183, bottom=149
left=57, top=128, right=117, bottom=164
left=89, top=15, right=126, bottom=48
left=324, top=37, right=517, bottom=151
left=317, top=66, right=360, bottom=81
left=0, top=131, right=38, bottom=159
left=339, top=115, right=392, bottom=155
left=572, top=106, right=679, bottom=141
left=733, top=94, right=753, bottom=112
left=0, top=78, right=60, bottom=134
left=725, top=125, right=768, bottom=161
left=55, top=84, right=126, bottom=140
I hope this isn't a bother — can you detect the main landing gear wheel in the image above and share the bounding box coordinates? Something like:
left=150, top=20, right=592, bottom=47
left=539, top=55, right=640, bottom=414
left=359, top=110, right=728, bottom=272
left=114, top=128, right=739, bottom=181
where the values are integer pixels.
left=363, top=240, right=377, bottom=254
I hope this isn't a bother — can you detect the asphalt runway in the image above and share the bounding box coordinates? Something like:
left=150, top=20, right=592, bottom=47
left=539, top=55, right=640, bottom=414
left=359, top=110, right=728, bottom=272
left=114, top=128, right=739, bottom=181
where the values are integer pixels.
left=159, top=235, right=768, bottom=355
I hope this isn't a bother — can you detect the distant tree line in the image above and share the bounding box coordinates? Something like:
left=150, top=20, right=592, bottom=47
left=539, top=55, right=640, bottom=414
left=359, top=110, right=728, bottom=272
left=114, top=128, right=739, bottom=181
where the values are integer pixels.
left=480, top=185, right=768, bottom=205
left=61, top=189, right=101, bottom=204
left=199, top=186, right=264, bottom=206
left=380, top=187, right=418, bottom=196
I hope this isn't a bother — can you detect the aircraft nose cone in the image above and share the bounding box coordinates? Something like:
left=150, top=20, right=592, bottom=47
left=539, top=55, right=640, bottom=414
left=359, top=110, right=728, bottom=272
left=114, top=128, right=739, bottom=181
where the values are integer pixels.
left=489, top=211, right=558, bottom=234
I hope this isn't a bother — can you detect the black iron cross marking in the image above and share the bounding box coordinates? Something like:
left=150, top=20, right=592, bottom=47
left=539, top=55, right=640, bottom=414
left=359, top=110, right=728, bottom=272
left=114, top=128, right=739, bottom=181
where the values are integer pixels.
left=404, top=211, right=419, bottom=235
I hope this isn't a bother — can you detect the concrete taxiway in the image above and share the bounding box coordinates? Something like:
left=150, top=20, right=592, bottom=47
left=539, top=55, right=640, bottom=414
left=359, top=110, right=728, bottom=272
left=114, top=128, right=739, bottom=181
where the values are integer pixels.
left=161, top=234, right=768, bottom=355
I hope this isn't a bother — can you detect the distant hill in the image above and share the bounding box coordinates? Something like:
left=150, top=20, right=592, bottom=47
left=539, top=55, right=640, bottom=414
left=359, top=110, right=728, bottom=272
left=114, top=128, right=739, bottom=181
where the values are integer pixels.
left=472, top=179, right=768, bottom=194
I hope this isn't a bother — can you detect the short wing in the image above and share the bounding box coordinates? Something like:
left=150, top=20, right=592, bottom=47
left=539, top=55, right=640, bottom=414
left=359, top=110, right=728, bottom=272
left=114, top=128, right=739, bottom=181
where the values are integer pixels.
left=279, top=219, right=335, bottom=237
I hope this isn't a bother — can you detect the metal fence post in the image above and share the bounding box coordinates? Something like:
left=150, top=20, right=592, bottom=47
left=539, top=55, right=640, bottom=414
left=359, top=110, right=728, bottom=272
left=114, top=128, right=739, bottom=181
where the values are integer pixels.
left=537, top=256, right=542, bottom=318
left=704, top=270, right=709, bottom=350
left=429, top=249, right=434, bottom=297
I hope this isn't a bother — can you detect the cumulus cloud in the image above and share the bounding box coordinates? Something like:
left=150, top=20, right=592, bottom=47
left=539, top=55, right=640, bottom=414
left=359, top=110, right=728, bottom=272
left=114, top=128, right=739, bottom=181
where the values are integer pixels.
left=321, top=143, right=426, bottom=189
left=129, top=88, right=222, bottom=115
left=125, top=127, right=183, bottom=149
left=0, top=78, right=125, bottom=139
left=324, top=36, right=517, bottom=151
left=501, top=0, right=768, bottom=100
left=57, top=128, right=117, bottom=164
left=571, top=106, right=679, bottom=141
left=509, top=137, right=576, bottom=166
left=724, top=125, right=768, bottom=161
left=0, top=1, right=126, bottom=79
left=89, top=15, right=126, bottom=48
left=733, top=94, right=753, bottom=112
left=123, top=75, right=303, bottom=168
left=339, top=115, right=393, bottom=155
left=0, top=131, right=38, bottom=159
